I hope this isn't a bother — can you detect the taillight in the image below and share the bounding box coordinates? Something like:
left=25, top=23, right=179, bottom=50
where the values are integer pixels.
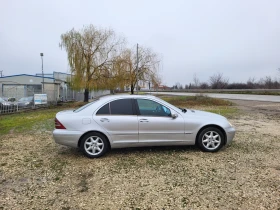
left=55, top=118, right=66, bottom=129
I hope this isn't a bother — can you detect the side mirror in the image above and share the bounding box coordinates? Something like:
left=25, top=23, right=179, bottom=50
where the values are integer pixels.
left=171, top=113, right=178, bottom=119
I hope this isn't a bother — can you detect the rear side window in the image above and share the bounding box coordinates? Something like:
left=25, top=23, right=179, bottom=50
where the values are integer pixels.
left=96, top=103, right=110, bottom=115
left=110, top=99, right=134, bottom=115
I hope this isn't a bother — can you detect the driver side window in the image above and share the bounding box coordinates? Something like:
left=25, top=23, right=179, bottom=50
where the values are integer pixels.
left=136, top=99, right=171, bottom=117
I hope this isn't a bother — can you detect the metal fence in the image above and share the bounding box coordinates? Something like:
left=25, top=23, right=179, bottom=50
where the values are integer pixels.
left=0, top=102, right=48, bottom=114
left=0, top=89, right=110, bottom=115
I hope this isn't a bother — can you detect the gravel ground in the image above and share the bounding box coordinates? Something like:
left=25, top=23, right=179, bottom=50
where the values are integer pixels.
left=0, top=100, right=279, bottom=210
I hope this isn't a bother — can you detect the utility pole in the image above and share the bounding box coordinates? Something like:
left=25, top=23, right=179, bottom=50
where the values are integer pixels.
left=0, top=70, right=3, bottom=77
left=136, top=43, right=139, bottom=94
left=40, top=53, right=44, bottom=93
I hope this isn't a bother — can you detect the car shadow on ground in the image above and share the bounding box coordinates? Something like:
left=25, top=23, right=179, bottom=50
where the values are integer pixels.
left=56, top=145, right=201, bottom=159
left=109, top=145, right=199, bottom=156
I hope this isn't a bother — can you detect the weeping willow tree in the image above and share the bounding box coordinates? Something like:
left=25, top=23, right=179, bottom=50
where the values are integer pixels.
left=60, top=25, right=124, bottom=102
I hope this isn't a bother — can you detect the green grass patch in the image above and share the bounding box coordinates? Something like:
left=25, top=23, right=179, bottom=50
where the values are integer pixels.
left=0, top=102, right=86, bottom=135
left=0, top=108, right=63, bottom=135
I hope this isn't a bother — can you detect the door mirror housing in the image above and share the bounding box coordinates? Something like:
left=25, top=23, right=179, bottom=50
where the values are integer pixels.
left=171, top=113, right=178, bottom=119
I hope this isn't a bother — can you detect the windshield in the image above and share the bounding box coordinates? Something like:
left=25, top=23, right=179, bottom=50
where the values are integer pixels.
left=73, top=100, right=99, bottom=113
left=0, top=98, right=4, bottom=102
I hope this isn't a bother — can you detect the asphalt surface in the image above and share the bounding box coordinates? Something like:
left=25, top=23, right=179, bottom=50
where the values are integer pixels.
left=151, top=92, right=280, bottom=102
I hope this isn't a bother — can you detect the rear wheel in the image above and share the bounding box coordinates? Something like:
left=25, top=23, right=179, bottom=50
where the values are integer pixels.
left=80, top=132, right=109, bottom=158
left=197, top=127, right=225, bottom=152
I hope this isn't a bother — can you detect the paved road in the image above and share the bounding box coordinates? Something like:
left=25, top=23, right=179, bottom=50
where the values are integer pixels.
left=151, top=92, right=280, bottom=102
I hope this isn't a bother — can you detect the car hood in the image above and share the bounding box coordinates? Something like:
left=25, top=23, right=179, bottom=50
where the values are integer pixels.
left=183, top=109, right=226, bottom=120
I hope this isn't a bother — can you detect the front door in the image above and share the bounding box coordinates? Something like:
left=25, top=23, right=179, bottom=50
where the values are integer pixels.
left=136, top=99, right=185, bottom=143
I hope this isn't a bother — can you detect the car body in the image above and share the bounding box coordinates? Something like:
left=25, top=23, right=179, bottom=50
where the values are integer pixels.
left=17, top=96, right=34, bottom=108
left=0, top=97, right=17, bottom=113
left=53, top=95, right=235, bottom=158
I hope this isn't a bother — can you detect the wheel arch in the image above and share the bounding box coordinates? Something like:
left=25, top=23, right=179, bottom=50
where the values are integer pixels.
left=195, top=124, right=227, bottom=145
left=78, top=130, right=111, bottom=149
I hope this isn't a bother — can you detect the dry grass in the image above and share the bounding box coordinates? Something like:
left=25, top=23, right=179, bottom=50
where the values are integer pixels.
left=0, top=98, right=280, bottom=209
left=160, top=95, right=237, bottom=117
left=160, top=95, right=233, bottom=107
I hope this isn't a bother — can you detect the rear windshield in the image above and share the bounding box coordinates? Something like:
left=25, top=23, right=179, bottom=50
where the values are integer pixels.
left=73, top=100, right=99, bottom=113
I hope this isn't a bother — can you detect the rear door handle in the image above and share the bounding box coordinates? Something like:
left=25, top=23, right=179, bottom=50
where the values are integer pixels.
left=100, top=118, right=110, bottom=122
left=139, top=119, right=149, bottom=123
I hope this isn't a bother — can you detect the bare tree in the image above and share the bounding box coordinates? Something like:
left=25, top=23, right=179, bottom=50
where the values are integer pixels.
left=193, top=74, right=200, bottom=88
left=259, top=76, right=280, bottom=89
left=60, top=25, right=125, bottom=102
left=209, top=73, right=229, bottom=89
left=173, top=82, right=182, bottom=90
left=246, top=77, right=256, bottom=88
left=200, top=82, right=209, bottom=89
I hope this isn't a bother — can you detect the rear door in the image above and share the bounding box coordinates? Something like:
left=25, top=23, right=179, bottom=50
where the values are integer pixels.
left=94, top=99, right=138, bottom=144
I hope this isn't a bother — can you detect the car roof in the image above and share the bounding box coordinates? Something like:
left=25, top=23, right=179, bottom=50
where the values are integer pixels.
left=97, top=94, right=156, bottom=101
left=75, top=94, right=182, bottom=115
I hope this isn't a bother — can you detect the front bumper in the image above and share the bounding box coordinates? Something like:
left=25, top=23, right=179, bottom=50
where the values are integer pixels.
left=53, top=129, right=83, bottom=148
left=225, top=127, right=236, bottom=145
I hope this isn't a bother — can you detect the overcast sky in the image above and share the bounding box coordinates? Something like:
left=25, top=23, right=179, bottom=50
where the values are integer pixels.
left=1, top=0, right=280, bottom=86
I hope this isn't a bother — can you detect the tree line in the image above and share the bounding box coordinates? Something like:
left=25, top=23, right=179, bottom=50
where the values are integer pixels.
left=60, top=25, right=161, bottom=102
left=173, top=72, right=280, bottom=90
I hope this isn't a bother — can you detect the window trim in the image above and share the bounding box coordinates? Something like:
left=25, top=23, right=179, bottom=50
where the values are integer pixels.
left=132, top=99, right=139, bottom=115
left=109, top=102, right=111, bottom=114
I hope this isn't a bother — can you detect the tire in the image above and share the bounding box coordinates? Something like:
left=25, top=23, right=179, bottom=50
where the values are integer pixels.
left=80, top=132, right=109, bottom=158
left=197, top=127, right=225, bottom=152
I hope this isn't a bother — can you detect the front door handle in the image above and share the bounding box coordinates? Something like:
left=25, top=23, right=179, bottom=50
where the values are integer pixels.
left=139, top=119, right=149, bottom=123
left=100, top=118, right=110, bottom=122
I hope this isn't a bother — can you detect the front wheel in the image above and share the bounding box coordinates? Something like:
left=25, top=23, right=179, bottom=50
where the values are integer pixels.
left=197, top=127, right=225, bottom=152
left=80, top=132, right=109, bottom=158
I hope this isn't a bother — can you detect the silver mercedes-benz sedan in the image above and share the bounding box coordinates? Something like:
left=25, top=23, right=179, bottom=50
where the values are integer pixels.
left=53, top=95, right=235, bottom=158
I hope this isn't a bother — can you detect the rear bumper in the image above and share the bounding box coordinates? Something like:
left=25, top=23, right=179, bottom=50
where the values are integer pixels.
left=53, top=129, right=83, bottom=148
left=225, top=127, right=235, bottom=145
